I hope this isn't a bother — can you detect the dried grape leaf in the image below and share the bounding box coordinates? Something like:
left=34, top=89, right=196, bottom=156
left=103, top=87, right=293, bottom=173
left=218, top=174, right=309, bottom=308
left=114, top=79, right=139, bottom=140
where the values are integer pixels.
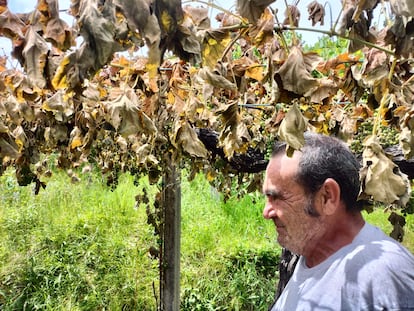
left=202, top=29, right=231, bottom=69
left=0, top=133, right=19, bottom=159
left=171, top=120, right=208, bottom=158
left=307, top=1, right=324, bottom=26
left=22, top=27, right=49, bottom=89
left=198, top=67, right=237, bottom=90
left=248, top=7, right=275, bottom=47
left=277, top=102, right=307, bottom=156
left=37, top=0, right=74, bottom=50
left=277, top=46, right=319, bottom=96
left=389, top=0, right=414, bottom=17
left=283, top=5, right=300, bottom=27
left=236, top=0, right=275, bottom=23
left=360, top=135, right=411, bottom=206
left=104, top=89, right=157, bottom=138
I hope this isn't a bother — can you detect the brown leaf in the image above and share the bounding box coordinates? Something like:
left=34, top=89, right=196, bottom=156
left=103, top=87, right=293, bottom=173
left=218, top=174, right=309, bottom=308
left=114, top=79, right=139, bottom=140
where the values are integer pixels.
left=171, top=120, right=208, bottom=158
left=283, top=5, right=301, bottom=27
left=216, top=101, right=251, bottom=158
left=236, top=0, right=276, bottom=23
left=0, top=133, right=20, bottom=159
left=277, top=102, right=307, bottom=156
left=0, top=6, right=25, bottom=39
left=350, top=0, right=379, bottom=23
left=23, top=27, right=49, bottom=89
left=308, top=78, right=338, bottom=103
left=45, top=17, right=73, bottom=50
left=37, top=0, right=74, bottom=50
left=59, top=0, right=127, bottom=89
left=388, top=212, right=406, bottom=242
left=198, top=67, right=237, bottom=90
left=307, top=1, right=324, bottom=26
left=389, top=0, right=414, bottom=16
left=384, top=17, right=414, bottom=58
left=338, top=5, right=377, bottom=52
left=360, top=135, right=411, bottom=206
left=183, top=5, right=210, bottom=29
left=399, top=108, right=414, bottom=158
left=277, top=46, right=319, bottom=96
left=42, top=90, right=74, bottom=121
left=248, top=7, right=275, bottom=47
left=104, top=89, right=157, bottom=138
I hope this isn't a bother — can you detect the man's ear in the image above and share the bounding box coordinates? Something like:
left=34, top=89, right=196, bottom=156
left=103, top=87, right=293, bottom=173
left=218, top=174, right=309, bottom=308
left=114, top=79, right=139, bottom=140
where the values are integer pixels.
left=316, top=178, right=341, bottom=216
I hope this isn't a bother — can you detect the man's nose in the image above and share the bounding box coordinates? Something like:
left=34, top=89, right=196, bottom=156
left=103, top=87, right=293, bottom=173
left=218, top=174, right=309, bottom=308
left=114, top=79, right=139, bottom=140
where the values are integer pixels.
left=263, top=202, right=277, bottom=219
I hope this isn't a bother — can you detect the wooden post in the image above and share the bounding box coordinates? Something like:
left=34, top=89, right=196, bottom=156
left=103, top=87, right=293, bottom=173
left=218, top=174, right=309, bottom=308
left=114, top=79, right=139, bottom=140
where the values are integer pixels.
left=160, top=164, right=181, bottom=311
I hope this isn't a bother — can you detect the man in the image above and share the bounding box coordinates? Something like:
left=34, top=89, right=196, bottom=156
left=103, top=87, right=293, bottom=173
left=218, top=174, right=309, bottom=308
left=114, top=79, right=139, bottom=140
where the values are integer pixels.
left=263, top=132, right=414, bottom=310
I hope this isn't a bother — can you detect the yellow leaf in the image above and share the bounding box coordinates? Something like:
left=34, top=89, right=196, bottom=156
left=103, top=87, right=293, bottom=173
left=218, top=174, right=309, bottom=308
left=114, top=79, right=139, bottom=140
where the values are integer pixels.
left=161, top=10, right=174, bottom=33
left=167, top=92, right=175, bottom=105
left=52, top=55, right=71, bottom=90
left=202, top=33, right=231, bottom=69
left=70, top=137, right=83, bottom=149
left=206, top=171, right=216, bottom=182
left=245, top=65, right=264, bottom=81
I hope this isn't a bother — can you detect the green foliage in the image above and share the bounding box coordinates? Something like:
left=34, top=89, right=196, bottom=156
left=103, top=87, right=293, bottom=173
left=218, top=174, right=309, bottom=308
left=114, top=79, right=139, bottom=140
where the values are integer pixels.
left=305, top=36, right=349, bottom=59
left=180, top=173, right=278, bottom=310
left=181, top=248, right=279, bottom=311
left=0, top=169, right=277, bottom=310
left=0, top=169, right=158, bottom=310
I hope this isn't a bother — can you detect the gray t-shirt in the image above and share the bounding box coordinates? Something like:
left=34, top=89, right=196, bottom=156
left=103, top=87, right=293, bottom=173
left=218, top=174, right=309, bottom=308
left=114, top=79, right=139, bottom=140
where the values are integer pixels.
left=271, top=223, right=414, bottom=310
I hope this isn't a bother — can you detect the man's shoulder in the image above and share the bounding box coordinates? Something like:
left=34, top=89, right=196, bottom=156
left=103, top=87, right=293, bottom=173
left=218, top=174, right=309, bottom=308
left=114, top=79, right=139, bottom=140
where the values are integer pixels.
left=345, top=223, right=414, bottom=275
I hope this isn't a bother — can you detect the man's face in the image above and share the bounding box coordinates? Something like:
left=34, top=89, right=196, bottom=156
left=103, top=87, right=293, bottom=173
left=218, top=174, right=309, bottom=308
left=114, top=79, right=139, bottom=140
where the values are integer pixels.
left=262, top=153, right=325, bottom=255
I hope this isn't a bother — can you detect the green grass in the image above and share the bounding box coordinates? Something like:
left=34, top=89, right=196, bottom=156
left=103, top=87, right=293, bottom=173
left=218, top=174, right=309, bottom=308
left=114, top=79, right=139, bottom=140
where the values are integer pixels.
left=0, top=169, right=278, bottom=310
left=0, top=169, right=158, bottom=310
left=0, top=168, right=413, bottom=310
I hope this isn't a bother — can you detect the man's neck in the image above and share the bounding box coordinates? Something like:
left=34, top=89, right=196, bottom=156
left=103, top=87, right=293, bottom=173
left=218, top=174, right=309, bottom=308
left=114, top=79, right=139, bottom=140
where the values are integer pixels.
left=303, top=212, right=365, bottom=267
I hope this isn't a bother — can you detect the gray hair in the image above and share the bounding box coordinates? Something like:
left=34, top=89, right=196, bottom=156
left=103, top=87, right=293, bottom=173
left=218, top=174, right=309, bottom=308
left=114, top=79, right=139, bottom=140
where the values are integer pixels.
left=271, top=132, right=361, bottom=213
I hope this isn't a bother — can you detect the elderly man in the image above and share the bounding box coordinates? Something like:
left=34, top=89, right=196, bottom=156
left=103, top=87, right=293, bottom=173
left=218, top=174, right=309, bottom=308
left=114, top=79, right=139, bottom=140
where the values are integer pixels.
left=263, top=132, right=414, bottom=310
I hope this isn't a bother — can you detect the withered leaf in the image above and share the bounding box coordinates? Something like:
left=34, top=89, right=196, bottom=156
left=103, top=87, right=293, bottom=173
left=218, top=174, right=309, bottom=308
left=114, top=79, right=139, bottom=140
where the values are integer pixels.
left=216, top=101, right=250, bottom=158
left=183, top=5, right=210, bottom=29
left=171, top=120, right=208, bottom=158
left=45, top=17, right=73, bottom=51
left=202, top=29, right=231, bottom=69
left=37, top=0, right=74, bottom=50
left=277, top=102, right=307, bottom=156
left=23, top=27, right=49, bottom=89
left=283, top=5, right=301, bottom=27
left=389, top=0, right=414, bottom=17
left=384, top=17, right=414, bottom=58
left=399, top=109, right=414, bottom=158
left=248, top=7, right=275, bottom=47
left=104, top=89, right=157, bottom=138
left=360, top=135, right=411, bottom=206
left=0, top=133, right=20, bottom=159
left=220, top=122, right=251, bottom=159
left=236, top=0, right=275, bottom=23
left=42, top=90, right=74, bottom=121
left=199, top=67, right=237, bottom=90
left=307, top=0, right=324, bottom=26
left=308, top=78, right=338, bottom=103
left=277, top=46, right=319, bottom=96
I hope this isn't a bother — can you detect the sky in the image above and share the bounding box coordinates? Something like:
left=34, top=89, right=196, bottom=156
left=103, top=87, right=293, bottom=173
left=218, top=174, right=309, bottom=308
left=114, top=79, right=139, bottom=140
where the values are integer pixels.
left=1, top=0, right=337, bottom=65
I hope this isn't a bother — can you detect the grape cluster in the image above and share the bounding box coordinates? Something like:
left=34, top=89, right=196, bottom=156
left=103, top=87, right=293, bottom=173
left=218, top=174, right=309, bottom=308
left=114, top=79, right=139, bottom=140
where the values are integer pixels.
left=350, top=120, right=399, bottom=154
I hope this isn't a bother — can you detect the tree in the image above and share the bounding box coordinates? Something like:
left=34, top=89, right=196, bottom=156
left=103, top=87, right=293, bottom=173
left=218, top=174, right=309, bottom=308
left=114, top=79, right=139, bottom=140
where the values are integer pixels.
left=1, top=0, right=414, bottom=309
